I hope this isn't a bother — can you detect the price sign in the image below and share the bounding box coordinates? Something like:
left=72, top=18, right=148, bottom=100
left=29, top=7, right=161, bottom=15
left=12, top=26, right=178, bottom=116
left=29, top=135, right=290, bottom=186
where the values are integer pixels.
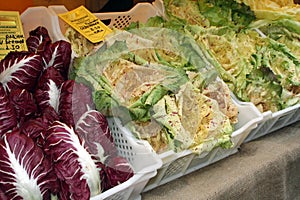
left=59, top=6, right=112, bottom=44
left=0, top=11, right=27, bottom=60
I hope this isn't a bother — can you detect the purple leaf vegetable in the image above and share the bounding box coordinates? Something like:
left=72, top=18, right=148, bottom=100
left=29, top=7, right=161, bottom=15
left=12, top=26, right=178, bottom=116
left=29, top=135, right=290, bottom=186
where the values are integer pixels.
left=44, top=121, right=103, bottom=200
left=59, top=80, right=95, bottom=128
left=104, top=156, right=134, bottom=191
left=9, top=88, right=38, bottom=125
left=20, top=106, right=59, bottom=147
left=39, top=106, right=60, bottom=126
left=26, top=26, right=52, bottom=54
left=75, top=109, right=118, bottom=159
left=42, top=40, right=72, bottom=79
left=0, top=187, right=8, bottom=200
left=0, top=51, right=43, bottom=92
left=0, top=83, right=17, bottom=136
left=35, top=66, right=64, bottom=112
left=20, top=117, right=47, bottom=147
left=0, top=129, right=59, bottom=200
left=75, top=109, right=134, bottom=191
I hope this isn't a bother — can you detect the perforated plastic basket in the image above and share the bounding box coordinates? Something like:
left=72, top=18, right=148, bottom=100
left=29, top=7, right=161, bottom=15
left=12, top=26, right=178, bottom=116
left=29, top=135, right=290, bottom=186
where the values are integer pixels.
left=21, top=6, right=57, bottom=40
left=244, top=103, right=300, bottom=143
left=46, top=2, right=159, bottom=42
left=87, top=117, right=162, bottom=200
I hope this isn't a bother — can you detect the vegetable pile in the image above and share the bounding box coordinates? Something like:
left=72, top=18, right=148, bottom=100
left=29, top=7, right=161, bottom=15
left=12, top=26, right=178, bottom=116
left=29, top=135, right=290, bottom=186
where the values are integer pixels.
left=127, top=0, right=300, bottom=113
left=0, top=26, right=133, bottom=200
left=70, top=28, right=239, bottom=154
left=238, top=0, right=300, bottom=21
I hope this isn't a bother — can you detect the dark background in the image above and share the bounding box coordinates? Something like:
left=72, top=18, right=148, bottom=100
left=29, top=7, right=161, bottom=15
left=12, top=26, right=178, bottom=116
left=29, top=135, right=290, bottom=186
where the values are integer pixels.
left=98, top=0, right=154, bottom=12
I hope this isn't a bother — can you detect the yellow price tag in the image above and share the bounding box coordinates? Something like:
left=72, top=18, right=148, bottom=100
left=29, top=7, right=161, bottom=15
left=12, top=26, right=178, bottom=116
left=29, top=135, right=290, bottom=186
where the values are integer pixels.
left=58, top=6, right=112, bottom=44
left=0, top=11, right=27, bottom=60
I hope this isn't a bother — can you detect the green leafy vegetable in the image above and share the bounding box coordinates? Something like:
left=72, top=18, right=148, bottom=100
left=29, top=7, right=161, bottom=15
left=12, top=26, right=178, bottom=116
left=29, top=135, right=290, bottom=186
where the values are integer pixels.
left=70, top=28, right=238, bottom=154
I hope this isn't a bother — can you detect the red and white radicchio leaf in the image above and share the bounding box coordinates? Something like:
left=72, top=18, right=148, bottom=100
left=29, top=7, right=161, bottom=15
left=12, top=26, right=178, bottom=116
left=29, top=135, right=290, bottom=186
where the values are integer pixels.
left=35, top=66, right=64, bottom=112
left=0, top=51, right=43, bottom=92
left=37, top=66, right=64, bottom=90
left=20, top=106, right=60, bottom=147
left=42, top=40, right=71, bottom=79
left=59, top=80, right=95, bottom=128
left=0, top=83, right=17, bottom=136
left=9, top=88, right=38, bottom=125
left=0, top=130, right=59, bottom=200
left=0, top=187, right=8, bottom=200
left=20, top=118, right=47, bottom=147
left=44, top=121, right=102, bottom=200
left=104, top=156, right=134, bottom=191
left=75, top=110, right=118, bottom=160
left=26, top=26, right=52, bottom=54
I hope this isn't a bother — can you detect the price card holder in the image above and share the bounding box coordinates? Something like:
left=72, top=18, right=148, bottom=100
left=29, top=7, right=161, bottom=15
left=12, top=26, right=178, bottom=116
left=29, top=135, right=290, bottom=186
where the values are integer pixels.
left=0, top=11, right=28, bottom=60
left=58, top=6, right=112, bottom=43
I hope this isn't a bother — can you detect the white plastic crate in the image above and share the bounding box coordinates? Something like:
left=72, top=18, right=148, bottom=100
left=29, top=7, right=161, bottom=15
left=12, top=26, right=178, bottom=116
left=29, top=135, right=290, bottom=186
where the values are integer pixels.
left=21, top=6, right=58, bottom=41
left=244, top=103, right=300, bottom=143
left=142, top=98, right=263, bottom=192
left=229, top=91, right=300, bottom=143
left=47, top=2, right=160, bottom=42
left=241, top=27, right=300, bottom=143
left=46, top=2, right=160, bottom=58
left=86, top=117, right=162, bottom=200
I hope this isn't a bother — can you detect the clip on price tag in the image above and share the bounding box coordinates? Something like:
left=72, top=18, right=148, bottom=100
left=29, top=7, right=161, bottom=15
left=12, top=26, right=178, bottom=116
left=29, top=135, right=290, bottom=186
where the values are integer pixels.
left=0, top=11, right=28, bottom=60
left=58, top=6, right=113, bottom=44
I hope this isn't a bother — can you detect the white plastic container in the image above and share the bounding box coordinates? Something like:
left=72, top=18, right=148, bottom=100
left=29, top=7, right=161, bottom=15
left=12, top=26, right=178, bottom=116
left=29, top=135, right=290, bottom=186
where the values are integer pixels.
left=46, top=2, right=159, bottom=42
left=21, top=6, right=58, bottom=40
left=47, top=2, right=160, bottom=58
left=229, top=90, right=300, bottom=143
left=43, top=3, right=264, bottom=192
left=244, top=103, right=300, bottom=143
left=94, top=117, right=162, bottom=200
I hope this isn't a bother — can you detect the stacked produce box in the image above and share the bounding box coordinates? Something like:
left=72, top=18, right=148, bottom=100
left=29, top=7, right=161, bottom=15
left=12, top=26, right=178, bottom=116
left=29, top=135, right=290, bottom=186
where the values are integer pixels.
left=0, top=0, right=299, bottom=199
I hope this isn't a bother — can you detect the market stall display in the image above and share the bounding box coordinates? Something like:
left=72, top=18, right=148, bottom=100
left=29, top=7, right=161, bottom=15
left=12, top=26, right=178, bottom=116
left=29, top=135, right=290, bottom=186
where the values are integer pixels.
left=33, top=0, right=261, bottom=192
left=1, top=0, right=300, bottom=199
left=144, top=0, right=300, bottom=142
left=0, top=23, right=161, bottom=200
